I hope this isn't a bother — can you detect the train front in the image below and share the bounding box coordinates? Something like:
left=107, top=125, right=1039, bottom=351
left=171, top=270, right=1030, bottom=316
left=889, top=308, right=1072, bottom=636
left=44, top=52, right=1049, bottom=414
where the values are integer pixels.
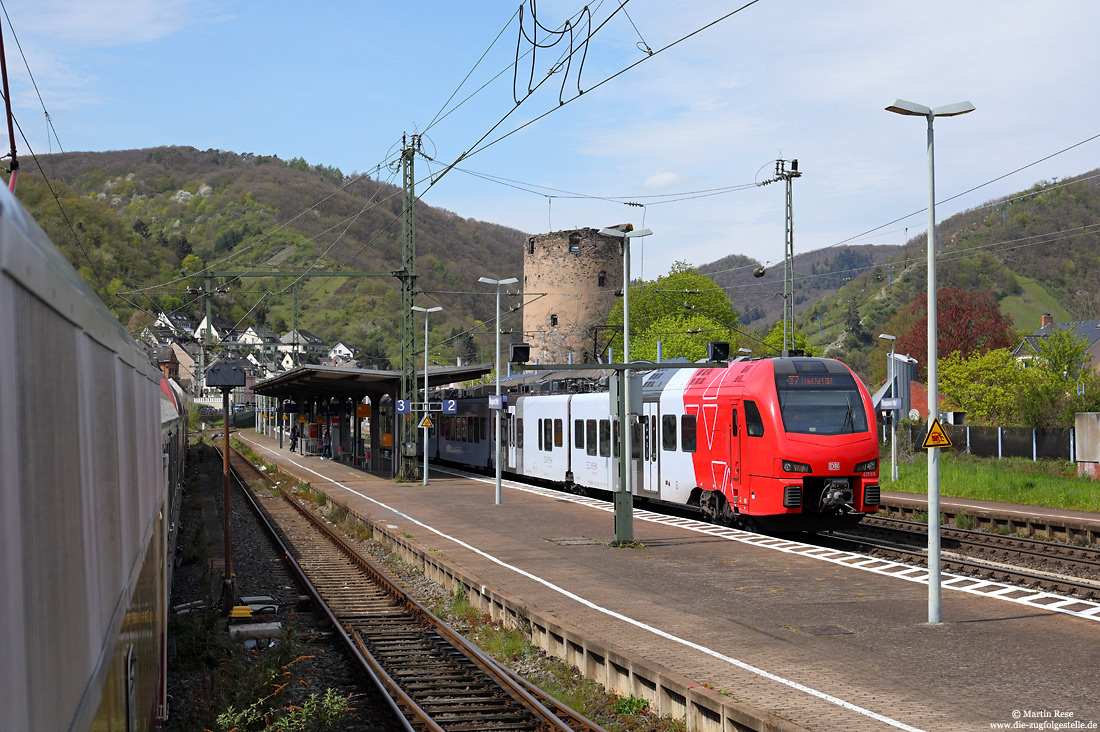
left=754, top=358, right=880, bottom=531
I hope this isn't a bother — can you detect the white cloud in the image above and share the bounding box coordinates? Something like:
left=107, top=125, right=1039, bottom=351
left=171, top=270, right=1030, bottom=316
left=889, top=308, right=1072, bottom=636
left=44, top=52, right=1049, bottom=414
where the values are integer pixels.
left=15, top=0, right=209, bottom=46
left=643, top=170, right=681, bottom=189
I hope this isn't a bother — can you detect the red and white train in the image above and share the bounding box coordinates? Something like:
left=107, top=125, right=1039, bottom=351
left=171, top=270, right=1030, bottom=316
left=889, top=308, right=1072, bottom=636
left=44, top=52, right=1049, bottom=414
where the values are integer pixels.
left=431, top=356, right=881, bottom=531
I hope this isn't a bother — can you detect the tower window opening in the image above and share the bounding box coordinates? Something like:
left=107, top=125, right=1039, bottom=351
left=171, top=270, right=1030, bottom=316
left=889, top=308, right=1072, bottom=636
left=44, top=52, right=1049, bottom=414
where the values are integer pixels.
left=598, top=271, right=607, bottom=287
left=550, top=314, right=559, bottom=327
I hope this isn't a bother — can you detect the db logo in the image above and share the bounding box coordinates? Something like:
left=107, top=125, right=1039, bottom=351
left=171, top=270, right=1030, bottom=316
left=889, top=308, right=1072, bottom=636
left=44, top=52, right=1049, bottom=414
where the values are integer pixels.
left=828, top=462, right=840, bottom=471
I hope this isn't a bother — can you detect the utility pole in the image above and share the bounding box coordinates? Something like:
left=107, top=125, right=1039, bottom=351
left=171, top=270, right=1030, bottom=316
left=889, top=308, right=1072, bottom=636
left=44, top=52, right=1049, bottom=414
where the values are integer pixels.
left=292, top=284, right=300, bottom=366
left=186, top=275, right=215, bottom=397
left=397, top=134, right=421, bottom=480
left=759, top=159, right=802, bottom=356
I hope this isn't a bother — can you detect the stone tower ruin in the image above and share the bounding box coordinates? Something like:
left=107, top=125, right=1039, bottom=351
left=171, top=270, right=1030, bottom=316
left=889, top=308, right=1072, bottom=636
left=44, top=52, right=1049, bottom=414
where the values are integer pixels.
left=522, top=227, right=626, bottom=365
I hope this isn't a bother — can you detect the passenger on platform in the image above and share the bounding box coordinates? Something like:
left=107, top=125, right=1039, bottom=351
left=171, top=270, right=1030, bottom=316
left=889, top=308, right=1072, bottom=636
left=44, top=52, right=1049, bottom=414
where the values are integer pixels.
left=289, top=425, right=297, bottom=452
left=322, top=428, right=332, bottom=459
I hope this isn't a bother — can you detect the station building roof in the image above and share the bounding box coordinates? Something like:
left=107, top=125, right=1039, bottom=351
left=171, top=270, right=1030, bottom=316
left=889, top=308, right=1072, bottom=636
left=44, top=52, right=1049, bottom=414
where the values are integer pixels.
left=251, top=362, right=493, bottom=402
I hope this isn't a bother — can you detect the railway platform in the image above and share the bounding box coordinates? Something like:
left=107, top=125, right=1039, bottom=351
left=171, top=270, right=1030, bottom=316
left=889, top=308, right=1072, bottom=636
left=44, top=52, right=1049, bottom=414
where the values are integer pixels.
left=239, top=430, right=1099, bottom=732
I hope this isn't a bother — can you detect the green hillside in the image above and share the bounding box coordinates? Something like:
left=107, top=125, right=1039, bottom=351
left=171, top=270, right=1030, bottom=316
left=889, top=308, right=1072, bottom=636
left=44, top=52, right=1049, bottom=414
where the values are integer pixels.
left=772, top=168, right=1100, bottom=382
left=18, top=145, right=1100, bottom=385
left=19, top=147, right=528, bottom=367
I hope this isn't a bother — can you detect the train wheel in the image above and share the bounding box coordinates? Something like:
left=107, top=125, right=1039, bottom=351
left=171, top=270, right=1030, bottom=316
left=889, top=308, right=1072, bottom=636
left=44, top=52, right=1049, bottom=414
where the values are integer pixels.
left=701, top=490, right=737, bottom=525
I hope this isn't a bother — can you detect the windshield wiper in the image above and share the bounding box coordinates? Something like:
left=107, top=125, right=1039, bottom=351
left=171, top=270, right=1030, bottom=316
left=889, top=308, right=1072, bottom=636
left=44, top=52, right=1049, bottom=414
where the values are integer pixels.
left=842, top=395, right=855, bottom=432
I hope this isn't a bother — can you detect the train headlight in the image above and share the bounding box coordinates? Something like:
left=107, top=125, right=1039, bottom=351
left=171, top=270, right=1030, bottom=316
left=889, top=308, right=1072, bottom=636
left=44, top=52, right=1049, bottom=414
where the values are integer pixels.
left=853, top=458, right=878, bottom=473
left=781, top=459, right=812, bottom=473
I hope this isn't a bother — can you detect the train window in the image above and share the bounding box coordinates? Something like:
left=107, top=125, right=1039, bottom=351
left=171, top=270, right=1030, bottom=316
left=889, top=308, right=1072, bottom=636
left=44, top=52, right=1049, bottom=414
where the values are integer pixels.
left=731, top=410, right=738, bottom=436
left=633, top=420, right=643, bottom=459
left=554, top=419, right=563, bottom=447
left=745, top=400, right=765, bottom=437
left=774, top=371, right=868, bottom=434
left=462, top=417, right=469, bottom=442
left=574, top=419, right=585, bottom=449
left=599, top=419, right=611, bottom=457
left=662, top=415, right=677, bottom=450
left=681, top=414, right=697, bottom=452
left=613, top=420, right=620, bottom=458
left=586, top=419, right=597, bottom=456
left=538, top=419, right=544, bottom=450
left=517, top=418, right=524, bottom=448
left=651, top=416, right=657, bottom=461
left=544, top=419, right=554, bottom=451
left=481, top=417, right=488, bottom=440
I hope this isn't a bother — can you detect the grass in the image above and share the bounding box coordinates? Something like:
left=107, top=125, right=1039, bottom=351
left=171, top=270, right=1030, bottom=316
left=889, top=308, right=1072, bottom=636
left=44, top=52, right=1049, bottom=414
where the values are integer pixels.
left=881, top=451, right=1100, bottom=512
left=433, top=588, right=686, bottom=732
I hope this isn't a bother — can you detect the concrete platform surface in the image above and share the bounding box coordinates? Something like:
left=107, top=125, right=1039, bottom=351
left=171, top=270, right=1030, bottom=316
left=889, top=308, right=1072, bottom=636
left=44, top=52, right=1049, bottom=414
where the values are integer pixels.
left=240, top=431, right=1100, bottom=732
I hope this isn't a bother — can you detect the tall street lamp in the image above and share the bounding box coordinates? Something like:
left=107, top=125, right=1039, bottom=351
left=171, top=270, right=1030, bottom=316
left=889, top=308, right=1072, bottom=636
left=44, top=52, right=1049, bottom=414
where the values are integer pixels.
left=886, top=97, right=974, bottom=624
left=879, top=333, right=898, bottom=483
left=479, top=276, right=519, bottom=505
left=598, top=225, right=652, bottom=526
left=412, top=305, right=442, bottom=486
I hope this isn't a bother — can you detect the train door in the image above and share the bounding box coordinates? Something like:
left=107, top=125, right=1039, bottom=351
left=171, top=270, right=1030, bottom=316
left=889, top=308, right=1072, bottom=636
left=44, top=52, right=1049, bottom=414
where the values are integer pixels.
left=631, top=416, right=644, bottom=496
left=507, top=404, right=518, bottom=471
left=637, top=404, right=660, bottom=496
left=729, top=403, right=741, bottom=494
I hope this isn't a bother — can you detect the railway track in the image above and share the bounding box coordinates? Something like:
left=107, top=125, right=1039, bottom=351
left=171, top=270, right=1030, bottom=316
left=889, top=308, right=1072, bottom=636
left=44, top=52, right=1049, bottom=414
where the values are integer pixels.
left=224, top=445, right=606, bottom=732
left=440, top=462, right=1100, bottom=601
left=827, top=516, right=1100, bottom=599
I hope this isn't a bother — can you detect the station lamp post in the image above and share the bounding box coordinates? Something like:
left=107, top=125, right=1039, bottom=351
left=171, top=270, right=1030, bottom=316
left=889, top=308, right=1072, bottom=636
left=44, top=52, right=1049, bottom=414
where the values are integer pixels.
left=412, top=305, right=442, bottom=486
left=598, top=225, right=652, bottom=505
left=879, top=333, right=898, bottom=482
left=478, top=276, right=519, bottom=505
left=886, top=97, right=974, bottom=624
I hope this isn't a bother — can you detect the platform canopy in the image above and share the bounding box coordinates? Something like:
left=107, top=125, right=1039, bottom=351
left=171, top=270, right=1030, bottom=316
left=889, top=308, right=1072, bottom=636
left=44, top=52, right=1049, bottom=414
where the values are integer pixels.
left=252, top=363, right=493, bottom=402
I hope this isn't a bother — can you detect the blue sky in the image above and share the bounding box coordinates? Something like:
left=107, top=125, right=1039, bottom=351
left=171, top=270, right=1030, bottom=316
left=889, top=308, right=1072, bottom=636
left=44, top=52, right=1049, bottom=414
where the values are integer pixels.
left=6, top=0, right=1100, bottom=284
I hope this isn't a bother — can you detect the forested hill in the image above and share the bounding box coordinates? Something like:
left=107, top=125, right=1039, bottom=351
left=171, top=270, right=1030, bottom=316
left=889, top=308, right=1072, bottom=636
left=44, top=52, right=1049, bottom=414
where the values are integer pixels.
left=18, top=145, right=1100, bottom=379
left=698, top=245, right=900, bottom=332
left=777, top=168, right=1100, bottom=380
left=19, top=146, right=528, bottom=366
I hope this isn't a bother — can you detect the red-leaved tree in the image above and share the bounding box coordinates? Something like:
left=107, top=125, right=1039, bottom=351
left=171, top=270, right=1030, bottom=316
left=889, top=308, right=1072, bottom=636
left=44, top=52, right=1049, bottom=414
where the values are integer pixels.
left=895, top=287, right=1016, bottom=380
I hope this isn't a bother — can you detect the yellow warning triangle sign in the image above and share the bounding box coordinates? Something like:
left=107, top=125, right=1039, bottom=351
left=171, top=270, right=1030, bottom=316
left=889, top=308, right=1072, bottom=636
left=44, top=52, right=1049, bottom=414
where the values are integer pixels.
left=921, top=417, right=952, bottom=449
left=418, top=414, right=434, bottom=429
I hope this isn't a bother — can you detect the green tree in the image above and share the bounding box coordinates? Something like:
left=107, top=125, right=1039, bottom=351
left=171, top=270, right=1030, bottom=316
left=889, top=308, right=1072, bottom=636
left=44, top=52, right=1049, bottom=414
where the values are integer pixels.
left=1016, top=329, right=1100, bottom=427
left=843, top=296, right=869, bottom=348
left=606, top=262, right=739, bottom=361
left=939, top=348, right=1026, bottom=425
left=761, top=320, right=813, bottom=356
left=1022, top=328, right=1092, bottom=379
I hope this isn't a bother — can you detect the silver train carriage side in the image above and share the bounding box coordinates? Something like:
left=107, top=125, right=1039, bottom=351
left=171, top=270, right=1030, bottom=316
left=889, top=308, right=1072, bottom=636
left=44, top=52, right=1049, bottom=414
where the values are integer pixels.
left=0, top=183, right=187, bottom=731
left=430, top=357, right=881, bottom=531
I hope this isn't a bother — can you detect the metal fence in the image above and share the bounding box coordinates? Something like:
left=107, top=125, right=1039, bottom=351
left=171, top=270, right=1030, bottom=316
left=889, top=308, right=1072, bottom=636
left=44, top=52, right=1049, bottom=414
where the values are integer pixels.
left=898, top=424, right=1074, bottom=461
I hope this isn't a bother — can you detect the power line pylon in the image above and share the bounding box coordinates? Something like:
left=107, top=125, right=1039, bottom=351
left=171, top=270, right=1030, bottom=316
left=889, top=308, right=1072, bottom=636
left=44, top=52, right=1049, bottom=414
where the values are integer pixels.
left=760, top=159, right=802, bottom=356
left=397, top=134, right=421, bottom=480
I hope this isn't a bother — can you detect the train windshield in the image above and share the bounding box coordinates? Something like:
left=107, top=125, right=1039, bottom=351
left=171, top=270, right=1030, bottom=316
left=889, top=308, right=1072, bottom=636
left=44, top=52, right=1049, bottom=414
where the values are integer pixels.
left=774, top=372, right=869, bottom=435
